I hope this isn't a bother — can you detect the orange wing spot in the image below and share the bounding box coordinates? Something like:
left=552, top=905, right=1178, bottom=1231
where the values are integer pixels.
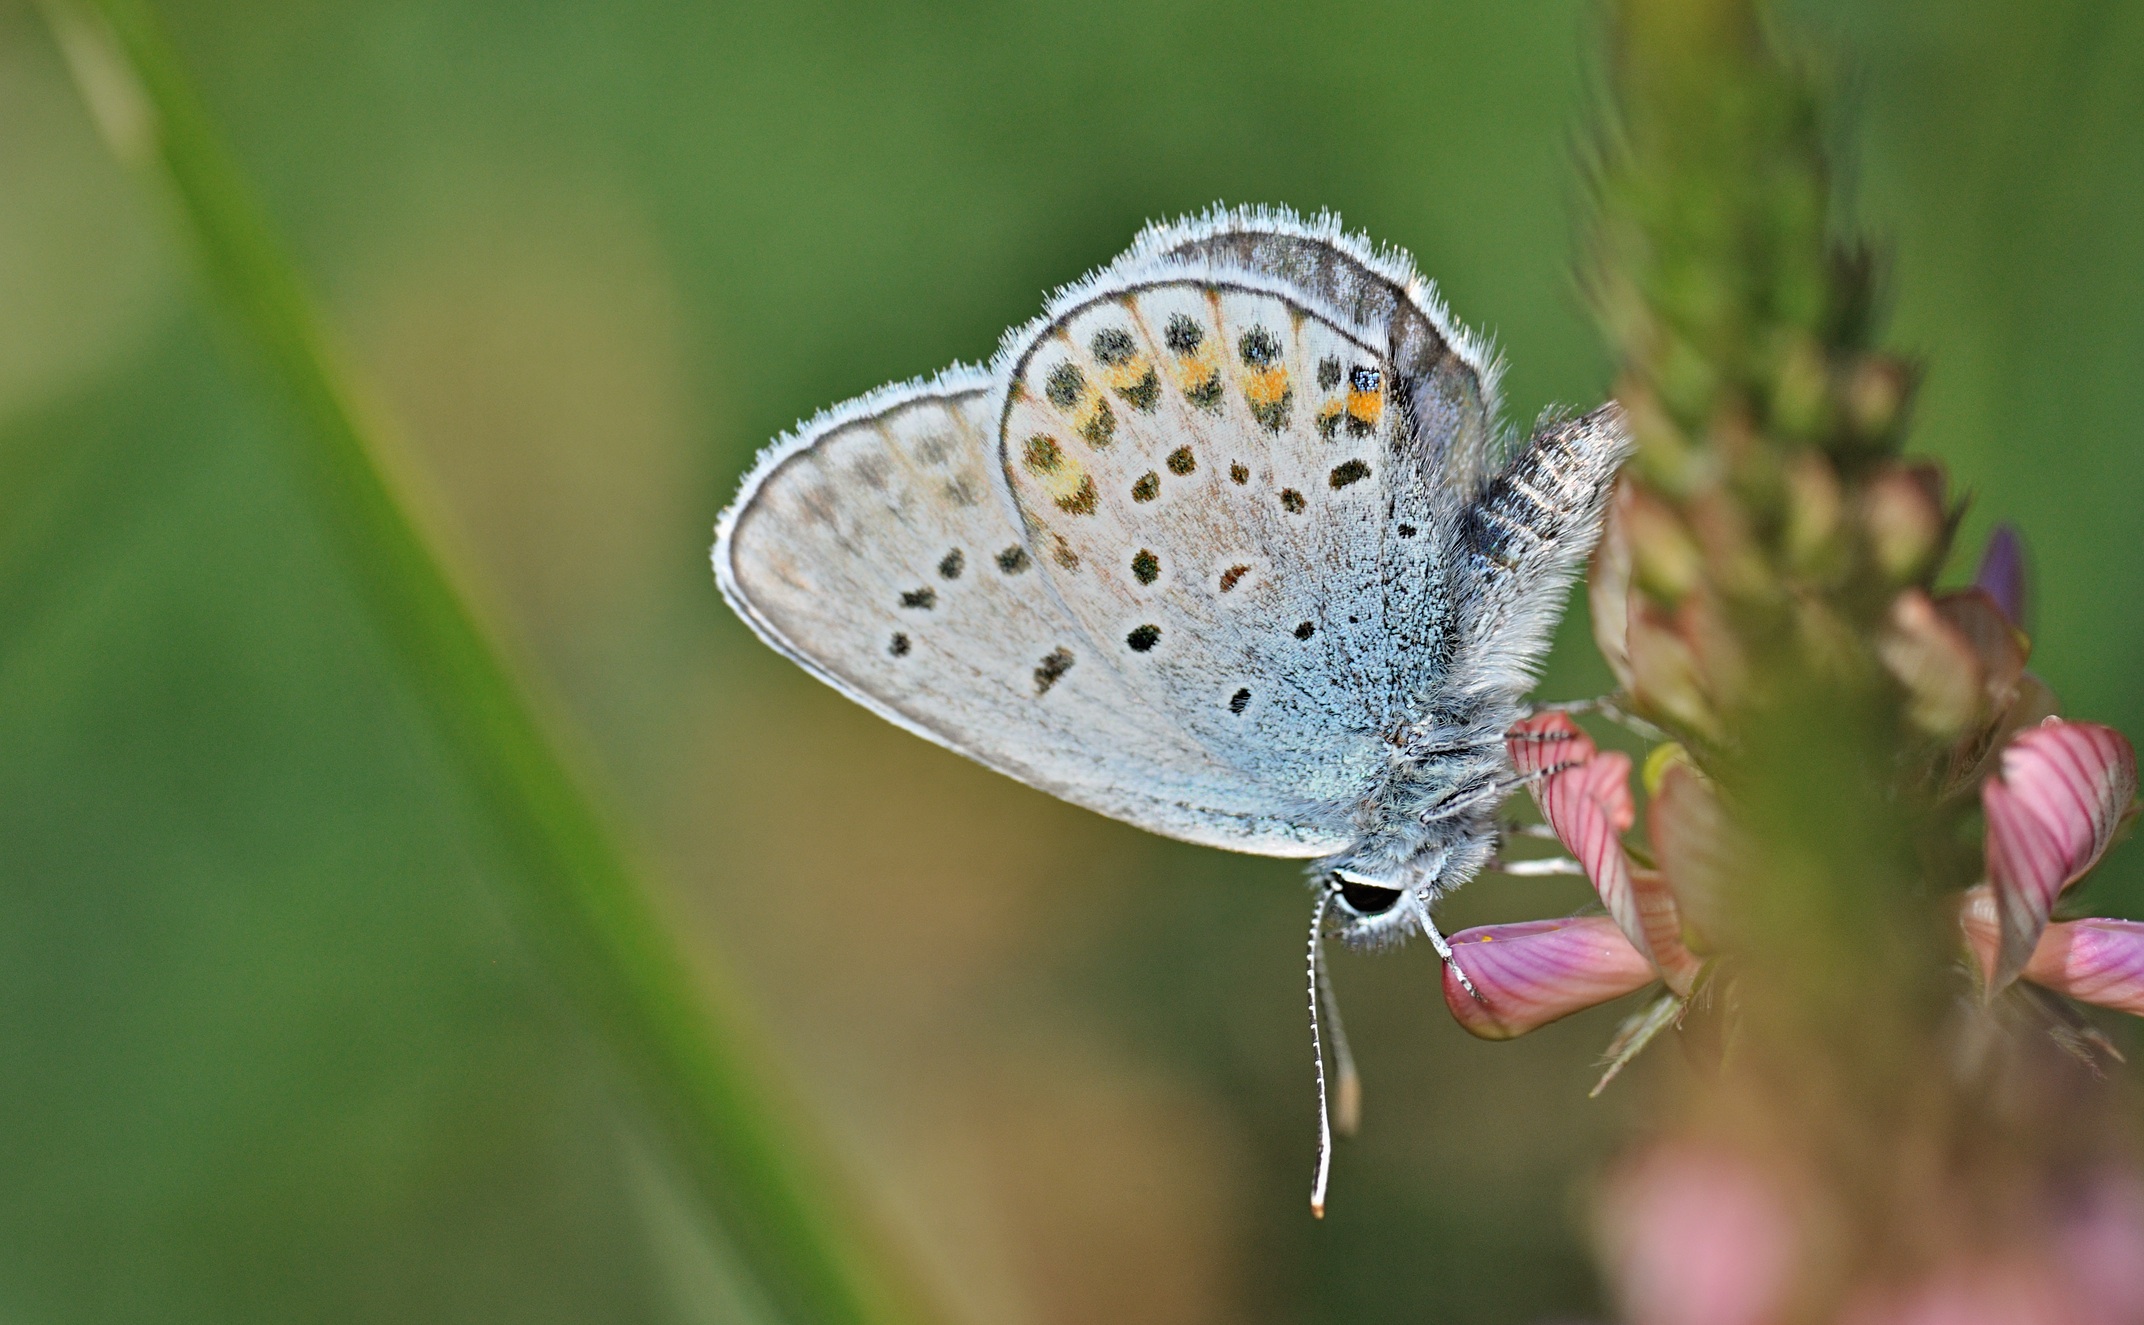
left=1100, top=354, right=1149, bottom=393
left=1244, top=367, right=1289, bottom=411
left=1346, top=387, right=1384, bottom=431
left=1170, top=342, right=1219, bottom=391
left=1243, top=365, right=1292, bottom=432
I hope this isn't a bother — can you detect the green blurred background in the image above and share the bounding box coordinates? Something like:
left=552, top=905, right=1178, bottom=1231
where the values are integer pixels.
left=2, top=1, right=2141, bottom=1320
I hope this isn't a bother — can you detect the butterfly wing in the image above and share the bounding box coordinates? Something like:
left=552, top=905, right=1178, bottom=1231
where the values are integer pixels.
left=716, top=368, right=1347, bottom=854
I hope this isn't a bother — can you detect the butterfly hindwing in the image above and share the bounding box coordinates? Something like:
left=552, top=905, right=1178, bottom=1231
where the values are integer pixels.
left=715, top=370, right=1347, bottom=855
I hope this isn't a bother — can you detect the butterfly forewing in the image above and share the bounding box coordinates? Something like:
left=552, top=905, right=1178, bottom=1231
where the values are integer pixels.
left=717, top=374, right=1347, bottom=854
left=998, top=282, right=1464, bottom=824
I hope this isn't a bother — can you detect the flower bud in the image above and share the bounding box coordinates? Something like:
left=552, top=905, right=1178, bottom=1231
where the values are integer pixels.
left=1621, top=483, right=1705, bottom=602
left=1860, top=462, right=1948, bottom=585
left=1619, top=376, right=1703, bottom=493
left=1770, top=334, right=1832, bottom=441
left=1627, top=601, right=1722, bottom=740
left=1843, top=353, right=1915, bottom=444
left=1878, top=589, right=1985, bottom=738
left=1781, top=449, right=1847, bottom=579
left=1591, top=488, right=1638, bottom=693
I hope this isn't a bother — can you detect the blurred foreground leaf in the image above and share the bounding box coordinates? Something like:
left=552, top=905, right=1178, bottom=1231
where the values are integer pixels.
left=34, top=3, right=939, bottom=1322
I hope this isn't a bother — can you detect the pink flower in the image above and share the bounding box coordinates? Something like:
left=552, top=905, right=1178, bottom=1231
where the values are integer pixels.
left=1442, top=713, right=1705, bottom=1038
left=1601, top=1144, right=1798, bottom=1325
left=1960, top=719, right=2141, bottom=1012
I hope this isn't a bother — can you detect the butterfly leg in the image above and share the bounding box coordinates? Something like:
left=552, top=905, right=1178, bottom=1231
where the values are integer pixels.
left=1409, top=889, right=1482, bottom=1003
left=1533, top=695, right=1669, bottom=743
left=1490, top=817, right=1584, bottom=875
left=1501, top=820, right=1561, bottom=841
left=1491, top=856, right=1586, bottom=877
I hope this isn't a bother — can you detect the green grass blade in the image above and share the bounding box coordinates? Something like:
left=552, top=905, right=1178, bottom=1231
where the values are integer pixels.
left=39, top=4, right=938, bottom=1322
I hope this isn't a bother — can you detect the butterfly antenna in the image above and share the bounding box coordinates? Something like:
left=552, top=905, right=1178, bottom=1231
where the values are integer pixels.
left=1315, top=926, right=1361, bottom=1138
left=1307, top=887, right=1335, bottom=1218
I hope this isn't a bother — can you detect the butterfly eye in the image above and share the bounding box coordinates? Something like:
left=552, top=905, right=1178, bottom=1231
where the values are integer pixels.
left=1349, top=365, right=1382, bottom=393
left=1334, top=877, right=1403, bottom=917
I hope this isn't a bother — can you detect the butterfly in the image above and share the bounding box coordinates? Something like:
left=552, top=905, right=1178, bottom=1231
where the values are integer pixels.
left=713, top=205, right=1628, bottom=1212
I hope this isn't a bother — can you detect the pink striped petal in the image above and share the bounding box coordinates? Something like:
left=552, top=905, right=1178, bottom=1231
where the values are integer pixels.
left=1442, top=916, right=1658, bottom=1040
left=2020, top=918, right=2144, bottom=1018
left=1960, top=888, right=2144, bottom=1016
left=1508, top=714, right=1701, bottom=992
left=1627, top=869, right=1705, bottom=994
left=1984, top=720, right=2138, bottom=988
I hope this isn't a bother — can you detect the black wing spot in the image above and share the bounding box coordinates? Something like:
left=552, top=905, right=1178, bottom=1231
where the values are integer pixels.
left=1279, top=489, right=1306, bottom=514
left=889, top=632, right=911, bottom=657
left=937, top=548, right=965, bottom=579
left=1166, top=446, right=1196, bottom=475
left=1330, top=459, right=1371, bottom=488
left=1229, top=687, right=1251, bottom=714
left=1229, top=462, right=1249, bottom=484
left=1090, top=326, right=1137, bottom=365
left=1185, top=371, right=1224, bottom=410
left=1238, top=326, right=1281, bottom=367
left=1131, top=471, right=1160, bottom=502
left=1349, top=364, right=1382, bottom=392
left=1119, top=369, right=1161, bottom=411
left=1034, top=647, right=1074, bottom=695
left=1164, top=313, right=1204, bottom=354
left=1126, top=624, right=1161, bottom=653
left=1131, top=549, right=1160, bottom=585
left=1318, top=356, right=1343, bottom=389
left=1397, top=522, right=1418, bottom=538
left=1079, top=399, right=1115, bottom=447
left=900, top=587, right=937, bottom=610
left=1023, top=434, right=1063, bottom=475
left=996, top=545, right=1032, bottom=574
left=1294, top=621, right=1316, bottom=640
left=1045, top=362, right=1085, bottom=408
left=1056, top=475, right=1098, bottom=515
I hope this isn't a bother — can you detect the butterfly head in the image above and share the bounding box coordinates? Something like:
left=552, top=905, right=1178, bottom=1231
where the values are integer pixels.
left=1322, top=821, right=1499, bottom=949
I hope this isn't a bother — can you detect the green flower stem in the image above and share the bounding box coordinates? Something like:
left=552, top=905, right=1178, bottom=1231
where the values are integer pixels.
left=43, top=4, right=938, bottom=1322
